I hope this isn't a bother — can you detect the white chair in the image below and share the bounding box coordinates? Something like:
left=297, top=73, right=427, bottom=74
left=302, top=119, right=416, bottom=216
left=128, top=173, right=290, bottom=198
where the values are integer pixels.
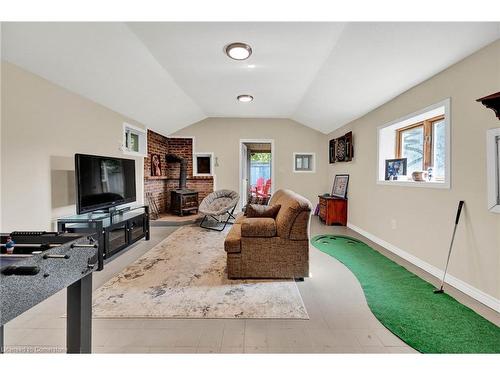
left=199, top=190, right=239, bottom=231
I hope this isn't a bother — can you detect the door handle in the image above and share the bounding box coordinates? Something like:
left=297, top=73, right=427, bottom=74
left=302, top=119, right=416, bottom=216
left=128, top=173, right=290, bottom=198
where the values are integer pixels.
left=71, top=243, right=98, bottom=249
left=43, top=254, right=70, bottom=259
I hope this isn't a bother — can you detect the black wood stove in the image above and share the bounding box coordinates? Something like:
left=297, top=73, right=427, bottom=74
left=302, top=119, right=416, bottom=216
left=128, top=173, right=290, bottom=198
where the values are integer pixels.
left=166, top=154, right=199, bottom=216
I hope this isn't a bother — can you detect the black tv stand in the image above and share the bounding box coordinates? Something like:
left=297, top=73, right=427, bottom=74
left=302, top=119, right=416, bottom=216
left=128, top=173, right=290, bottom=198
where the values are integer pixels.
left=57, top=205, right=150, bottom=271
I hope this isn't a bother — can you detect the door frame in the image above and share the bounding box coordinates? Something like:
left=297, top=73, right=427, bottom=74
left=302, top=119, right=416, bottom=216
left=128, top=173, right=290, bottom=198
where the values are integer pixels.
left=238, top=139, right=275, bottom=209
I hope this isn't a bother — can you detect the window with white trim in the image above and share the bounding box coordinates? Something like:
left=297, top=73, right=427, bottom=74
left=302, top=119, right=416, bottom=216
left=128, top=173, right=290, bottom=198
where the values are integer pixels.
left=293, top=153, right=315, bottom=173
left=123, top=123, right=147, bottom=157
left=377, top=99, right=450, bottom=188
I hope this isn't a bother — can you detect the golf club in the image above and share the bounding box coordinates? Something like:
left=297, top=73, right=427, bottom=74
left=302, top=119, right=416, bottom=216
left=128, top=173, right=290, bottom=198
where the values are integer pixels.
left=434, top=200, right=465, bottom=294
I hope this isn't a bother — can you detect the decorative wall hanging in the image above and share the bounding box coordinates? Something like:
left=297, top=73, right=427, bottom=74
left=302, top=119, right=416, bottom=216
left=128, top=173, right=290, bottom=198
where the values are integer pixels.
left=150, top=153, right=162, bottom=176
left=329, top=139, right=336, bottom=163
left=329, top=131, right=354, bottom=163
left=477, top=92, right=500, bottom=120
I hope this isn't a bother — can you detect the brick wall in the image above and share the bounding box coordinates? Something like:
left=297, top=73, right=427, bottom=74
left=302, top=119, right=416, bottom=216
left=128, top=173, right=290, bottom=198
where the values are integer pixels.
left=166, top=138, right=194, bottom=179
left=144, top=130, right=169, bottom=213
left=145, top=130, right=170, bottom=178
left=144, top=130, right=213, bottom=214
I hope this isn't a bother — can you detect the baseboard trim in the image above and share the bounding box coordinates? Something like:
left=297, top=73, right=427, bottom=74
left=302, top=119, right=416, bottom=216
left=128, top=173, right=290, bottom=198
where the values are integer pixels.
left=346, top=222, right=500, bottom=313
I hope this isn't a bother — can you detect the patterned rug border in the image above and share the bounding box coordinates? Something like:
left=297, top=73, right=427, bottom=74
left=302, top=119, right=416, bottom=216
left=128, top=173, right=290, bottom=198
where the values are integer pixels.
left=92, top=316, right=309, bottom=320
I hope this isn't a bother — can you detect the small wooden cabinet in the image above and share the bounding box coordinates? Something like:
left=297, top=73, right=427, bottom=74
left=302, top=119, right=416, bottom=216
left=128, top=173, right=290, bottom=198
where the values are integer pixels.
left=318, top=195, right=348, bottom=226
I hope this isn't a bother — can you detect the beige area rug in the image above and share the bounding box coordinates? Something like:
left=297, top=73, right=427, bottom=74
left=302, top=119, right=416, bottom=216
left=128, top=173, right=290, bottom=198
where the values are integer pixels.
left=93, top=225, right=309, bottom=319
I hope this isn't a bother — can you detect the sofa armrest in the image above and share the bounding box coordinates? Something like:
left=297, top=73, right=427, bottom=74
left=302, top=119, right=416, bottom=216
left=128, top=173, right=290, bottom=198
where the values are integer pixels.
left=241, top=218, right=277, bottom=238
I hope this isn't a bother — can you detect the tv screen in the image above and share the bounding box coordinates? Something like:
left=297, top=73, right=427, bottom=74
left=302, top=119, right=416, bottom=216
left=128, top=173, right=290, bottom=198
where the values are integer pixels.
left=75, top=154, right=136, bottom=214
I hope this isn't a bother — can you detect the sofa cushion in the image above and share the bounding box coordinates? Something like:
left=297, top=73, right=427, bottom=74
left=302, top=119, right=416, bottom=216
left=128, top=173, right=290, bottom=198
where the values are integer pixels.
left=246, top=204, right=281, bottom=218
left=241, top=218, right=277, bottom=238
left=269, top=189, right=312, bottom=239
left=224, top=224, right=242, bottom=253
left=289, top=210, right=310, bottom=240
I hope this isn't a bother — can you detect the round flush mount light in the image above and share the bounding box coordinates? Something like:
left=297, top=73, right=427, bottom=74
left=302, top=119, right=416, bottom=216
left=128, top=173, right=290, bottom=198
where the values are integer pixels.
left=225, top=42, right=252, bottom=60
left=237, top=94, right=254, bottom=103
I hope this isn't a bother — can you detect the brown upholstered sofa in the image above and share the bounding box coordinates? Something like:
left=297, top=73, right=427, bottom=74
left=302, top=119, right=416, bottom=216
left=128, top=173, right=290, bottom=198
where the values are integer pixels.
left=224, top=189, right=312, bottom=279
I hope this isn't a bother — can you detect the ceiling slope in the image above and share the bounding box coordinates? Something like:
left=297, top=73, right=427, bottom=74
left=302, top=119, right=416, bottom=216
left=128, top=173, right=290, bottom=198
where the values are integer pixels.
left=128, top=22, right=346, bottom=119
left=1, top=22, right=499, bottom=135
left=293, top=22, right=500, bottom=133
left=1, top=22, right=206, bottom=134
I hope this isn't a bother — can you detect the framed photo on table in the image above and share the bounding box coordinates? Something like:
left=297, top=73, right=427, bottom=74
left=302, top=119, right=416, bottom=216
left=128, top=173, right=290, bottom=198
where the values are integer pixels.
left=331, top=174, right=349, bottom=199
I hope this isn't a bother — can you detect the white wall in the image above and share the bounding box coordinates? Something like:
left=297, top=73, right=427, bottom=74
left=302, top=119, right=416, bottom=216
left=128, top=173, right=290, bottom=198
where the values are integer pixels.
left=326, top=40, right=500, bottom=306
left=172, top=118, right=330, bottom=205
left=1, top=62, right=145, bottom=231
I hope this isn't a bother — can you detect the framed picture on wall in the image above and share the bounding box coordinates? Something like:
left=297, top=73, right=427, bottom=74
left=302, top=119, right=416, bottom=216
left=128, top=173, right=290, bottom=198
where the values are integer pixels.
left=331, top=174, right=349, bottom=199
left=151, top=153, right=162, bottom=176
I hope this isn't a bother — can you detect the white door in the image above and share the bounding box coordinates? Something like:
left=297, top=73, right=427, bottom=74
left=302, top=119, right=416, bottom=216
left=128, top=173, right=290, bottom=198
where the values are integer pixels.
left=241, top=143, right=248, bottom=208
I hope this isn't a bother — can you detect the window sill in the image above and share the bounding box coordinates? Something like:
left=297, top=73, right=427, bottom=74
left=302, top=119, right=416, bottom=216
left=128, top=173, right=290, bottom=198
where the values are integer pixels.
left=293, top=170, right=316, bottom=173
left=377, top=180, right=450, bottom=189
left=122, top=149, right=147, bottom=157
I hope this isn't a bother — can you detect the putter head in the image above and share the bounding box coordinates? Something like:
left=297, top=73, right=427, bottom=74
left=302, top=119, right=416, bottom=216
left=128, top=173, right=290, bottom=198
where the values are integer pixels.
left=433, top=288, right=444, bottom=294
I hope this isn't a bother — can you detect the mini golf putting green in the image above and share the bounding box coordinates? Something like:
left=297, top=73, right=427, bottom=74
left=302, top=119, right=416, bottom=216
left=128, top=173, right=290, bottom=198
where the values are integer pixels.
left=311, top=234, right=500, bottom=353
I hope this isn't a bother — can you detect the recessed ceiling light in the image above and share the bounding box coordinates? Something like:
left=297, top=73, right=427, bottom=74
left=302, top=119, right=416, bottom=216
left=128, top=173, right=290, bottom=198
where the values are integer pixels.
left=247, top=64, right=256, bottom=69
left=225, top=42, right=252, bottom=60
left=237, top=95, right=254, bottom=103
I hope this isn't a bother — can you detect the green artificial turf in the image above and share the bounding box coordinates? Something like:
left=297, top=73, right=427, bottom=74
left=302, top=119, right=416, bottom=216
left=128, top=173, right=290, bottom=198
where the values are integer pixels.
left=311, top=234, right=500, bottom=353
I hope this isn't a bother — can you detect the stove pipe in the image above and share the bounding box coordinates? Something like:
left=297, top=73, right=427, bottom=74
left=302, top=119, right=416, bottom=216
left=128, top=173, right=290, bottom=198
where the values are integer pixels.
left=165, top=154, right=187, bottom=190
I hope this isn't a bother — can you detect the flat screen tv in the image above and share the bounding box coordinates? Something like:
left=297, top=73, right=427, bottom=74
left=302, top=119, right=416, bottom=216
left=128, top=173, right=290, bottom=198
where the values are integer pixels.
left=75, top=154, right=136, bottom=214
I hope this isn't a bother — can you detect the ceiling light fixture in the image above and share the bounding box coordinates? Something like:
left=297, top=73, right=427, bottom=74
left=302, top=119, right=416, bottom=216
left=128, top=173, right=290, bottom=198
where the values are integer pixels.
left=237, top=95, right=254, bottom=103
left=225, top=42, right=252, bottom=60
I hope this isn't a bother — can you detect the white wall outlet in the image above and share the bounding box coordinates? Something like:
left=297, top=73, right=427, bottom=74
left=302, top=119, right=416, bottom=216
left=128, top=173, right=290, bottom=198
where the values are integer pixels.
left=391, top=219, right=397, bottom=230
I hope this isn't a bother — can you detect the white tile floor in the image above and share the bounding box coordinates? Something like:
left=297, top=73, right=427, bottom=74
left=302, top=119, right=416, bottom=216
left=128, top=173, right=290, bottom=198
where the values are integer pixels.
left=3, top=217, right=498, bottom=354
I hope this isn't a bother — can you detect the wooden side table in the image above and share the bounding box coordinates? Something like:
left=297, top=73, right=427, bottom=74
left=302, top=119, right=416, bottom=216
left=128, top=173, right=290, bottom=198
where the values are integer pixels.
left=318, top=195, right=348, bottom=226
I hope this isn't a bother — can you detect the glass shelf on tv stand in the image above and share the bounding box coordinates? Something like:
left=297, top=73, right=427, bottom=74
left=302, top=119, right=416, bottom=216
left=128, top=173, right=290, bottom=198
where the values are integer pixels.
left=58, top=205, right=148, bottom=229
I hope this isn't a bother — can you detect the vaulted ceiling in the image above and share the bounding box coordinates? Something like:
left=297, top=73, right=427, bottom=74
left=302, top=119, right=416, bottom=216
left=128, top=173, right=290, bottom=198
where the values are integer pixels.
left=2, top=22, right=499, bottom=134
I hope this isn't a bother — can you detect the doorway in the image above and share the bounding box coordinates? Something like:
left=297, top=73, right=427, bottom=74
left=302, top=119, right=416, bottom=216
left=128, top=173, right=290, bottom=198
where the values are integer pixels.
left=239, top=139, right=274, bottom=209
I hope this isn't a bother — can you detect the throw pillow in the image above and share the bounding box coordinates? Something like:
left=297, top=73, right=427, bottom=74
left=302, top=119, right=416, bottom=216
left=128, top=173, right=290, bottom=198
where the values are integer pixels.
left=246, top=204, right=281, bottom=218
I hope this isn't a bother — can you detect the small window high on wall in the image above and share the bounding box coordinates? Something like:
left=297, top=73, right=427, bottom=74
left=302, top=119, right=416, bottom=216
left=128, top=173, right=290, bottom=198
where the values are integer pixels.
left=194, top=153, right=214, bottom=176
left=377, top=99, right=451, bottom=188
left=123, top=122, right=147, bottom=157
left=293, top=153, right=316, bottom=173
